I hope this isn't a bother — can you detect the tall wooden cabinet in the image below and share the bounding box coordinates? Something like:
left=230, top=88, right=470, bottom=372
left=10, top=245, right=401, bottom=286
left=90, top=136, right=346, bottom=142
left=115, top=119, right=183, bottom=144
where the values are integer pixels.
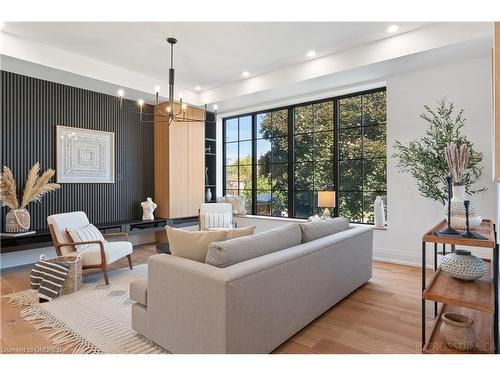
left=154, top=103, right=205, bottom=221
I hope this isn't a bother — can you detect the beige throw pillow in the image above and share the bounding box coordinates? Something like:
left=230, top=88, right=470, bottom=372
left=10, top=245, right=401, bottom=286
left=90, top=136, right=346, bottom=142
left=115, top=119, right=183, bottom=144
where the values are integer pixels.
left=166, top=226, right=227, bottom=262
left=226, top=225, right=256, bottom=240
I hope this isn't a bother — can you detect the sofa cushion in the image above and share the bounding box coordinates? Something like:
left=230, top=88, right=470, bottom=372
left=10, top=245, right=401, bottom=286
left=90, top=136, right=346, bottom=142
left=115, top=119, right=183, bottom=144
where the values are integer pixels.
left=299, top=217, right=350, bottom=243
left=130, top=278, right=147, bottom=306
left=166, top=226, right=227, bottom=263
left=205, top=223, right=302, bottom=268
left=226, top=225, right=256, bottom=240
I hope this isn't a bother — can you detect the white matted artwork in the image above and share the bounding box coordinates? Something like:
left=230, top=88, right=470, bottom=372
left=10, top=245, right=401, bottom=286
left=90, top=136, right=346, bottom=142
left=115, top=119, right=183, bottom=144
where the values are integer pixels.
left=56, top=125, right=115, bottom=183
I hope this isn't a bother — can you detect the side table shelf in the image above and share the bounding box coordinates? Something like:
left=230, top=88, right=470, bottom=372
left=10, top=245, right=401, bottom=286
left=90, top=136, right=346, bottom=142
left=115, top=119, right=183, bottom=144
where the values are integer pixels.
left=424, top=304, right=494, bottom=354
left=423, top=260, right=493, bottom=313
left=421, top=219, right=499, bottom=354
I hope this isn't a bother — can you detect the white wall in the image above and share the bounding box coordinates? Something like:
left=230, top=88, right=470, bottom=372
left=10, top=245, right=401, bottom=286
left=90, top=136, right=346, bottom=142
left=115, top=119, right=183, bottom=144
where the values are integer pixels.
left=218, top=56, right=496, bottom=266
left=378, top=57, right=495, bottom=264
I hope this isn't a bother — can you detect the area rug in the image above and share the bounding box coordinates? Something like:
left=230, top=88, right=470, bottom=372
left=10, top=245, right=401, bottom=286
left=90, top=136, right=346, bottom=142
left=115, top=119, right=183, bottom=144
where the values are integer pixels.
left=6, top=264, right=168, bottom=354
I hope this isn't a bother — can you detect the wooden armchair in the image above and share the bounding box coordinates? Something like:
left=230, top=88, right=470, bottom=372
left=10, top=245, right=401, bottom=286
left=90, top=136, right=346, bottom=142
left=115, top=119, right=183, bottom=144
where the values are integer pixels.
left=47, top=211, right=133, bottom=285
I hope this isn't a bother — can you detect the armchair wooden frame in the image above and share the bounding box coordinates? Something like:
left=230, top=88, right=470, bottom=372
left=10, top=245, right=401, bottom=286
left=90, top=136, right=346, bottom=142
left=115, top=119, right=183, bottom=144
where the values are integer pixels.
left=48, top=224, right=132, bottom=285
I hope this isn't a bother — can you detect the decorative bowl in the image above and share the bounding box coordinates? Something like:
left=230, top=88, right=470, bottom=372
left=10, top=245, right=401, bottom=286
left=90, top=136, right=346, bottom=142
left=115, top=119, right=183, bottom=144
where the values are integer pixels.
left=445, top=215, right=482, bottom=230
left=444, top=201, right=476, bottom=216
left=439, top=249, right=487, bottom=280
left=439, top=312, right=476, bottom=351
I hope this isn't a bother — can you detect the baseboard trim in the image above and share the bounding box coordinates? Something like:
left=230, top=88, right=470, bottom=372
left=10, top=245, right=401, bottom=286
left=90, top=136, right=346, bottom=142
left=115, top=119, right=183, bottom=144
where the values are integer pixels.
left=374, top=246, right=435, bottom=269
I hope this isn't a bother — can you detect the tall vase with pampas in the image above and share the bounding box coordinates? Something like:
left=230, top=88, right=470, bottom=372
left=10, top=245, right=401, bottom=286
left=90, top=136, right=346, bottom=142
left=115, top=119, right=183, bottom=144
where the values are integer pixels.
left=445, top=143, right=469, bottom=203
left=0, top=163, right=60, bottom=233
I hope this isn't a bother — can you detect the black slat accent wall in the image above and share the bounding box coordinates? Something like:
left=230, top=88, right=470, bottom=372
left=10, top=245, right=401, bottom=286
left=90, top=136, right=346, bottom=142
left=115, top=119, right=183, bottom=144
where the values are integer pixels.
left=1, top=71, right=154, bottom=231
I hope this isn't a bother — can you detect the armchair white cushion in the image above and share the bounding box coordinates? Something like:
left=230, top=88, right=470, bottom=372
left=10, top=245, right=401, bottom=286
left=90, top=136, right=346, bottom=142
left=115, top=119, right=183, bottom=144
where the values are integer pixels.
left=199, top=203, right=234, bottom=231
left=80, top=241, right=133, bottom=266
left=47, top=211, right=133, bottom=284
left=47, top=211, right=89, bottom=255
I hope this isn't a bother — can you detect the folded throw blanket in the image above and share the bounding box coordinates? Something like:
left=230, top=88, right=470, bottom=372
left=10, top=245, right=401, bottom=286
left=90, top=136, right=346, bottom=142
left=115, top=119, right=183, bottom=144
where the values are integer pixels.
left=30, top=259, right=70, bottom=302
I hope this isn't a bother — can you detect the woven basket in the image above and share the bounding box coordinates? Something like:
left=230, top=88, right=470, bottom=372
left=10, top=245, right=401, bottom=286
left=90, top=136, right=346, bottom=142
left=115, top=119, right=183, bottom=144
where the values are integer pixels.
left=42, top=254, right=83, bottom=295
left=6, top=209, right=31, bottom=232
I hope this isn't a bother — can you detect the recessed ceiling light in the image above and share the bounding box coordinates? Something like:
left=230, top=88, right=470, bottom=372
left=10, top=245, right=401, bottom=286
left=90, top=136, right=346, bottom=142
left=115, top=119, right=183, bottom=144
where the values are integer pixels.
left=195, top=86, right=201, bottom=92
left=387, top=24, right=399, bottom=33
left=242, top=71, right=250, bottom=78
left=307, top=50, right=316, bottom=58
left=117, top=89, right=124, bottom=97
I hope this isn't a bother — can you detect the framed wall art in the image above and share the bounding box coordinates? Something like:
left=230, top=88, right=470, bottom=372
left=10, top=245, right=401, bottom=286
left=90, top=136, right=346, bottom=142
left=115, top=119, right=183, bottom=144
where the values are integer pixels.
left=56, top=125, right=115, bottom=183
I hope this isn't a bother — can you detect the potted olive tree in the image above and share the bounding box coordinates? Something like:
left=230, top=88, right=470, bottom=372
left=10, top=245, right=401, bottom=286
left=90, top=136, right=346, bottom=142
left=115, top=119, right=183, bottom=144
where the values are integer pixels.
left=393, top=99, right=485, bottom=205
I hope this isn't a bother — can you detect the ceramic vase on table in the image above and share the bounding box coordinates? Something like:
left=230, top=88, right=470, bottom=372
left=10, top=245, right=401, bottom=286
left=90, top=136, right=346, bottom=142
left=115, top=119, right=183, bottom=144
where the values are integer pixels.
left=374, top=196, right=385, bottom=229
left=444, top=184, right=482, bottom=229
left=5, top=208, right=31, bottom=233
left=439, top=249, right=487, bottom=280
left=439, top=312, right=476, bottom=352
left=451, top=183, right=465, bottom=203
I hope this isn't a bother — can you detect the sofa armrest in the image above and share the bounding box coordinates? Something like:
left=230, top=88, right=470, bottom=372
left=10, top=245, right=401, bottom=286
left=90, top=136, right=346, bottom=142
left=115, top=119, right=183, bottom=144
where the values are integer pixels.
left=146, top=254, right=229, bottom=353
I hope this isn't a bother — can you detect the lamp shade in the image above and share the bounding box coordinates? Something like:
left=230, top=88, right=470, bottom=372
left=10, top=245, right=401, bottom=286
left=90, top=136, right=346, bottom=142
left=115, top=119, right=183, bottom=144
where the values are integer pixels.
left=318, top=191, right=335, bottom=208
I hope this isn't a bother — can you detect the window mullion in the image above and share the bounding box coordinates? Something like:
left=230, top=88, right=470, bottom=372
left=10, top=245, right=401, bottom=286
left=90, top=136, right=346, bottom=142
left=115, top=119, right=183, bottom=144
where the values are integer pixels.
left=251, top=114, right=257, bottom=215
left=287, top=107, right=294, bottom=218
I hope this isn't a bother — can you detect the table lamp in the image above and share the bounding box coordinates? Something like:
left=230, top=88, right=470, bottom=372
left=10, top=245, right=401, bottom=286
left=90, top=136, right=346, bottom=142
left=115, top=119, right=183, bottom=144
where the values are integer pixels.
left=318, top=191, right=336, bottom=219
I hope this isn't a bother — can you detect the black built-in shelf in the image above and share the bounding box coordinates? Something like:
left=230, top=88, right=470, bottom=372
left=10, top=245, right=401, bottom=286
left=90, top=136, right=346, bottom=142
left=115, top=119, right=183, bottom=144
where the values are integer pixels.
left=205, top=112, right=217, bottom=202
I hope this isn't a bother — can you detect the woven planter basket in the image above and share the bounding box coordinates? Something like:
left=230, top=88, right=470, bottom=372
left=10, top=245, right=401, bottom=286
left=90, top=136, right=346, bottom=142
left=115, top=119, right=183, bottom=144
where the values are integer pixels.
left=5, top=209, right=31, bottom=233
left=42, top=254, right=83, bottom=295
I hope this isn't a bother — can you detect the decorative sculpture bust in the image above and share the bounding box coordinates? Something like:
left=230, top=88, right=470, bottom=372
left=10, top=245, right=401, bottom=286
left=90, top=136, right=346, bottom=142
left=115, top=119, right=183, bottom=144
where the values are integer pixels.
left=141, top=197, right=157, bottom=220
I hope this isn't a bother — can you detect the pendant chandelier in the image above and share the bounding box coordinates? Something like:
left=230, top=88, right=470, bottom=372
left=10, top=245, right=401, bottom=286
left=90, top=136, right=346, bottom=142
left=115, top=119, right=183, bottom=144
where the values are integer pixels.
left=117, top=37, right=217, bottom=125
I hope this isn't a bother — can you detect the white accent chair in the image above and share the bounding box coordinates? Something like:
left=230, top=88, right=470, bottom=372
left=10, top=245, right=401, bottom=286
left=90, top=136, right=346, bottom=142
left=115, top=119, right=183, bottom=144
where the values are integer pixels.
left=47, top=211, right=133, bottom=285
left=198, top=203, right=236, bottom=231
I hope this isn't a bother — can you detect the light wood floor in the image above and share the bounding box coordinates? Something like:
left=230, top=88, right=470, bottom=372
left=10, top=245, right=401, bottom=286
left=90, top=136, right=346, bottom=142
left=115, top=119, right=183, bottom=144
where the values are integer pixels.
left=1, top=245, right=432, bottom=354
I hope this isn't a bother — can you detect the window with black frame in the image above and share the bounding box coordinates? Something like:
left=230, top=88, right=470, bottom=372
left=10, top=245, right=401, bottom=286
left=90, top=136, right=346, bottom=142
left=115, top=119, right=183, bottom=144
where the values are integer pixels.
left=223, top=88, right=386, bottom=223
left=293, top=101, right=335, bottom=219
left=255, top=109, right=289, bottom=216
left=337, top=90, right=387, bottom=223
left=224, top=115, right=253, bottom=213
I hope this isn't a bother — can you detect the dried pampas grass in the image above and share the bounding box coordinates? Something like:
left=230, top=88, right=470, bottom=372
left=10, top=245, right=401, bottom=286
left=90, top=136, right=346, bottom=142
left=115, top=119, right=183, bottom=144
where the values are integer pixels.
left=445, top=143, right=470, bottom=184
left=1, top=166, right=19, bottom=209
left=0, top=163, right=60, bottom=210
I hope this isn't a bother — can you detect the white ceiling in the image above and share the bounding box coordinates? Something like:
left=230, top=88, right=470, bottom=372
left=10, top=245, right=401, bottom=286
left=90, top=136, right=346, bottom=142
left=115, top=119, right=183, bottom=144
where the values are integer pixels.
left=2, top=22, right=430, bottom=91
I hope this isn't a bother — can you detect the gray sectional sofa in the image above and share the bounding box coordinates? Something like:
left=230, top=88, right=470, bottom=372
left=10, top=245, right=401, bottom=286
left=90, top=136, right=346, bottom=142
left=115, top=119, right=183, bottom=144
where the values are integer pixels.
left=130, top=219, right=373, bottom=353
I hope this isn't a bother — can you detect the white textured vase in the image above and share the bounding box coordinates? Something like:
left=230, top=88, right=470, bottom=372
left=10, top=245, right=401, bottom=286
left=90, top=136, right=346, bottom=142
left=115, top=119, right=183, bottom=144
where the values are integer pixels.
left=451, top=184, right=466, bottom=203
left=374, top=196, right=385, bottom=228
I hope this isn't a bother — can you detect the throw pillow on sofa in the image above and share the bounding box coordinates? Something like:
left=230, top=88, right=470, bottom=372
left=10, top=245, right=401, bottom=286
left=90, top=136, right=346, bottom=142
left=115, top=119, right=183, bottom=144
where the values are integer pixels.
left=227, top=225, right=256, bottom=239
left=206, top=223, right=302, bottom=268
left=166, top=226, right=227, bottom=262
left=299, top=217, right=350, bottom=243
